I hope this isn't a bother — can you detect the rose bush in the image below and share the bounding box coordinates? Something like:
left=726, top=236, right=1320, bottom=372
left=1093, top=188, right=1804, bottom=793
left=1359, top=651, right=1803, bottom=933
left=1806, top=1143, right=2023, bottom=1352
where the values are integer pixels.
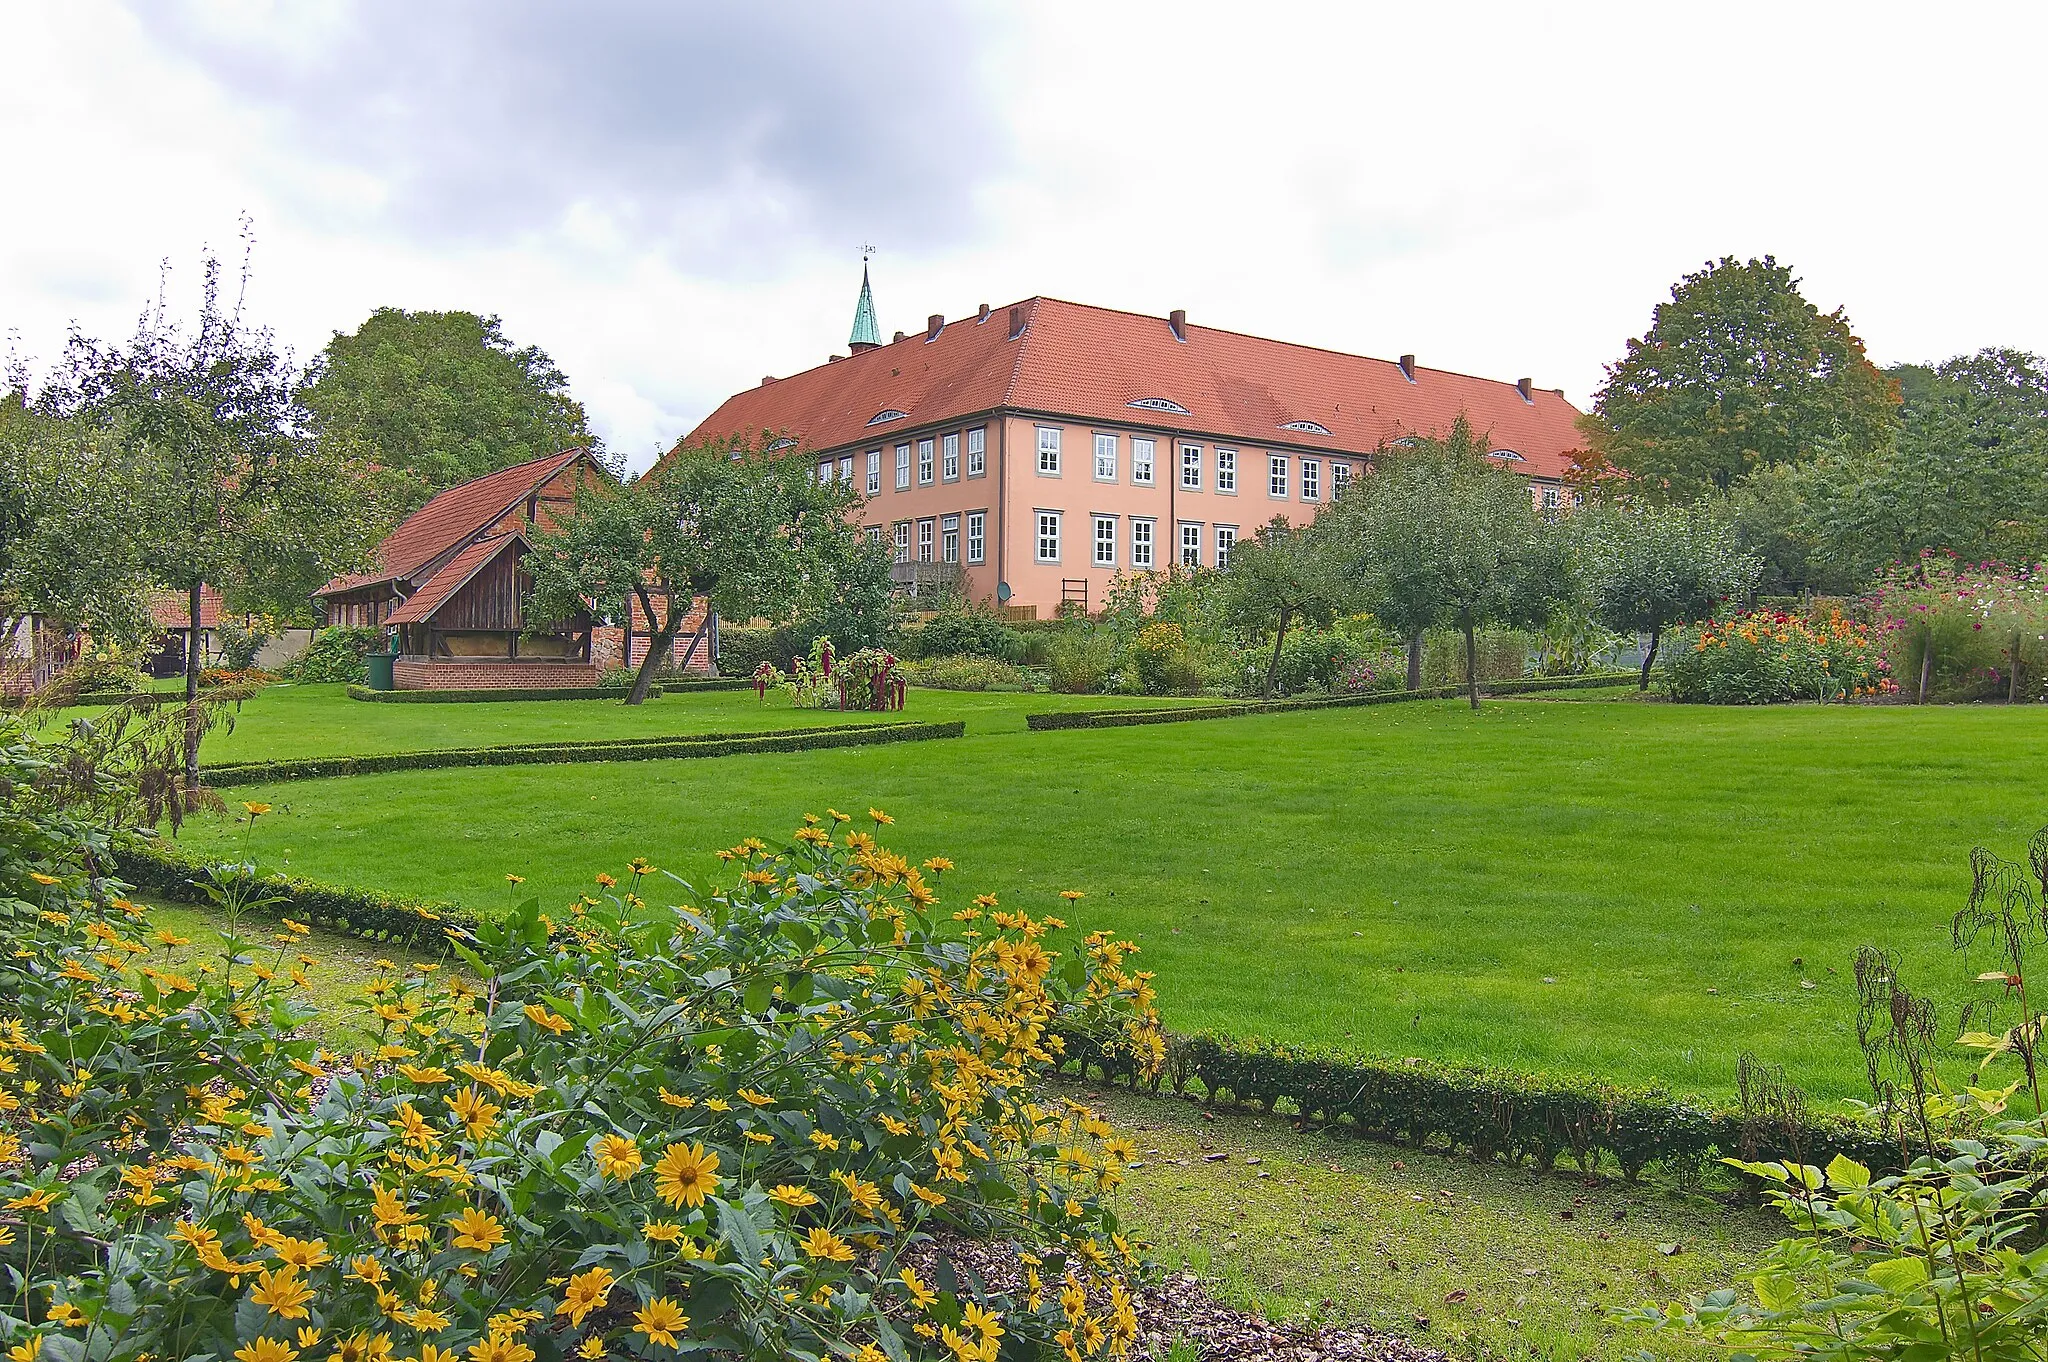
left=0, top=719, right=1161, bottom=1362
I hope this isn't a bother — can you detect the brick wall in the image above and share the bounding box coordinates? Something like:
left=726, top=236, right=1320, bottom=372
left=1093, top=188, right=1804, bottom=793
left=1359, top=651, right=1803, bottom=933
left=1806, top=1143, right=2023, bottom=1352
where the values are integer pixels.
left=590, top=598, right=716, bottom=675
left=393, top=660, right=603, bottom=690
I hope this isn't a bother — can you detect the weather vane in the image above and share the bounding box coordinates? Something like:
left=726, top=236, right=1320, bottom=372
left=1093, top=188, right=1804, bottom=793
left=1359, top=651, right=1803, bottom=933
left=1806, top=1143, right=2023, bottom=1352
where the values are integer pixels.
left=862, top=244, right=876, bottom=263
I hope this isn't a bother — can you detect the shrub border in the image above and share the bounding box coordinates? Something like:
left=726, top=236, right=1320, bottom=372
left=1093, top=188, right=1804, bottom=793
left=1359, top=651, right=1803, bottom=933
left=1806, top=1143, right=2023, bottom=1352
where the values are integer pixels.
left=1025, top=674, right=1639, bottom=730
left=345, top=683, right=663, bottom=704
left=202, top=720, right=966, bottom=787
left=1058, top=1029, right=1909, bottom=1183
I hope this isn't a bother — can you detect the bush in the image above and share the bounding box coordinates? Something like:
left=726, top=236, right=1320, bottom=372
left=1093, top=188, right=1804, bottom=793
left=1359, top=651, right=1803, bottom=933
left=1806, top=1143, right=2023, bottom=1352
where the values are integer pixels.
left=900, top=654, right=1030, bottom=691
left=285, top=625, right=388, bottom=684
left=1044, top=625, right=1120, bottom=694
left=716, top=625, right=810, bottom=678
left=899, top=609, right=1026, bottom=663
left=1, top=723, right=1163, bottom=1362
left=1663, top=609, right=1894, bottom=704
left=1870, top=552, right=2048, bottom=701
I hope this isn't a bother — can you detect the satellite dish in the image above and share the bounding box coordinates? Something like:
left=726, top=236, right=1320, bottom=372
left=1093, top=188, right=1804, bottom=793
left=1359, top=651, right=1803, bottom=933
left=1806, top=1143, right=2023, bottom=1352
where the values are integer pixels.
left=996, top=582, right=1012, bottom=603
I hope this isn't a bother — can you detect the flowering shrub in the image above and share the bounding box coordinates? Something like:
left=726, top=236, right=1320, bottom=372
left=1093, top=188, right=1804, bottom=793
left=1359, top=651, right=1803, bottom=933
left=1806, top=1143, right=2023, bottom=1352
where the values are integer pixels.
left=0, top=728, right=1162, bottom=1362
left=1662, top=609, right=1893, bottom=704
left=898, top=655, right=1029, bottom=692
left=1869, top=552, right=2048, bottom=701
left=753, top=638, right=906, bottom=710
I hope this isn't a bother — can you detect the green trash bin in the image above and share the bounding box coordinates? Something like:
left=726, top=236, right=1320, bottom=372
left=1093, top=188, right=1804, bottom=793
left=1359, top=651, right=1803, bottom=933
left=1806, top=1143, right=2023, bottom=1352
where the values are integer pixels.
left=366, top=650, right=398, bottom=691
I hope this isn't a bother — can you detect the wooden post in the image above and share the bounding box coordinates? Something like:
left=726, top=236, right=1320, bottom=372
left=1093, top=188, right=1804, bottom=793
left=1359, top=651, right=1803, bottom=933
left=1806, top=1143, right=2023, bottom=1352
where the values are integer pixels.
left=2012, top=630, right=2023, bottom=704
left=1918, top=628, right=1933, bottom=704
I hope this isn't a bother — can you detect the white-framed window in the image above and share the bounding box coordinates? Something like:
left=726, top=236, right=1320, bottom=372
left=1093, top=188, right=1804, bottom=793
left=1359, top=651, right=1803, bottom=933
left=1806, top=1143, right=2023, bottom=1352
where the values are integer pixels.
left=941, top=513, right=960, bottom=563
left=1542, top=485, right=1562, bottom=513
left=1037, top=426, right=1062, bottom=475
left=1301, top=459, right=1321, bottom=502
left=1036, top=510, right=1061, bottom=563
left=895, top=444, right=911, bottom=491
left=1331, top=461, right=1351, bottom=495
left=838, top=454, right=854, bottom=484
left=1131, top=517, right=1155, bottom=569
left=1179, top=522, right=1202, bottom=567
left=1092, top=513, right=1117, bottom=567
left=817, top=461, right=832, bottom=484
left=942, top=432, right=960, bottom=481
left=1093, top=433, right=1118, bottom=482
left=865, top=448, right=881, bottom=495
left=1216, top=448, right=1236, bottom=493
left=1268, top=454, right=1289, bottom=498
left=966, top=427, right=986, bottom=477
left=917, top=518, right=935, bottom=562
left=918, top=438, right=935, bottom=486
left=865, top=525, right=884, bottom=545
left=1132, top=437, right=1155, bottom=486
left=893, top=521, right=911, bottom=563
left=1180, top=445, right=1202, bottom=490
left=1215, top=524, right=1238, bottom=568
left=966, top=510, right=985, bottom=564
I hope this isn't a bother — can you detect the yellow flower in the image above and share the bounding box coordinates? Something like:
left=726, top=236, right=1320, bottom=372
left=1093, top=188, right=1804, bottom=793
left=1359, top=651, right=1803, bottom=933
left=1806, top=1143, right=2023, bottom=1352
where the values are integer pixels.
left=868, top=808, right=894, bottom=825
left=6, top=1336, right=43, bottom=1362
left=464, top=1338, right=534, bottom=1362
left=736, top=1087, right=774, bottom=1106
left=594, top=873, right=617, bottom=889
left=577, top=1340, right=606, bottom=1361
left=4, top=1188, right=57, bottom=1213
left=251, top=1264, right=316, bottom=1320
left=1059, top=889, right=1085, bottom=902
left=522, top=1004, right=574, bottom=1035
left=653, top=1141, right=720, bottom=1208
left=800, top=1226, right=854, bottom=1262
left=28, top=873, right=61, bottom=886
left=641, top=1220, right=683, bottom=1243
left=554, top=1266, right=614, bottom=1327
left=808, top=1129, right=841, bottom=1151
left=632, top=1298, right=689, bottom=1350
left=234, top=1340, right=298, bottom=1362
left=900, top=1267, right=938, bottom=1308
left=594, top=1134, right=642, bottom=1180
left=449, top=1207, right=506, bottom=1252
left=505, top=874, right=525, bottom=885
left=768, top=1184, right=819, bottom=1209
left=397, top=1064, right=451, bottom=1085
left=273, top=1236, right=332, bottom=1271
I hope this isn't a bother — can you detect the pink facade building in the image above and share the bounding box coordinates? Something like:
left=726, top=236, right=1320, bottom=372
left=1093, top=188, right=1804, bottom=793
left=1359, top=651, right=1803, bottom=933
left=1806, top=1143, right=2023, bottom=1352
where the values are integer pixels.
left=681, top=284, right=1587, bottom=616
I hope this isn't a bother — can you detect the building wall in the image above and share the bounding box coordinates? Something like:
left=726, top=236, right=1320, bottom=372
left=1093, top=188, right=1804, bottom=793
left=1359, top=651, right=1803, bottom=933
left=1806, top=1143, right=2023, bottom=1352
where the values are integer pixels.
left=825, top=411, right=1562, bottom=616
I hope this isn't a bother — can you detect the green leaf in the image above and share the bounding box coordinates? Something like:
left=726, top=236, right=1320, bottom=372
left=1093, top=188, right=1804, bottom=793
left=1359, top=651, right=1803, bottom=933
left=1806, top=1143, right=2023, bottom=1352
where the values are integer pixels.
left=718, top=1199, right=766, bottom=1266
left=1824, top=1154, right=1870, bottom=1190
left=743, top=975, right=776, bottom=1016
left=1863, top=1257, right=1929, bottom=1293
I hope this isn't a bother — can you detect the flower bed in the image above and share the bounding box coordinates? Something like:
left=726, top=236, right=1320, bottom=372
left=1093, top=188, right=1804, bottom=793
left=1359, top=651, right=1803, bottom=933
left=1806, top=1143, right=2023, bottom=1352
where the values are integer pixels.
left=1868, top=552, right=2048, bottom=700
left=2, top=787, right=1162, bottom=1362
left=1662, top=610, right=1893, bottom=704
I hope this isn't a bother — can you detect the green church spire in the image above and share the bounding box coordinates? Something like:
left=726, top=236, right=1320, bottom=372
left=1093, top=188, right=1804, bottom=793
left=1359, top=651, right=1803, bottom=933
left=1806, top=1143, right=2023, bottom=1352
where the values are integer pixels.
left=848, top=258, right=881, bottom=352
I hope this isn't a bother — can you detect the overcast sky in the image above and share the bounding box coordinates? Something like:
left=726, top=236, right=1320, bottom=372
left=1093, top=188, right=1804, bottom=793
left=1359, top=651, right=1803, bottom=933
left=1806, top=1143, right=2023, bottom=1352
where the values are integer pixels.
left=5, top=1, right=2044, bottom=471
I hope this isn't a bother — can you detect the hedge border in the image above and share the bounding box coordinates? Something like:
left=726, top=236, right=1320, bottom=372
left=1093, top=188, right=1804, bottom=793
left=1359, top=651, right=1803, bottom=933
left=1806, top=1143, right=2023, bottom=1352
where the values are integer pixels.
left=202, top=719, right=965, bottom=786
left=1058, top=1029, right=1909, bottom=1183
left=1482, top=671, right=1640, bottom=695
left=345, top=683, right=663, bottom=704
left=1025, top=673, right=1640, bottom=730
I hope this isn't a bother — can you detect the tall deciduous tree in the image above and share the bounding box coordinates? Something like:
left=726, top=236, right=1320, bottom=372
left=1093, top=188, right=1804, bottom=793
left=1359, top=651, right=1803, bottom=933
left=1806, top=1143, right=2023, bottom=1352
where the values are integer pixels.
left=1574, top=501, right=1761, bottom=689
left=301, top=308, right=601, bottom=501
left=526, top=437, right=884, bottom=705
left=1220, top=516, right=1350, bottom=699
left=1582, top=256, right=1899, bottom=500
left=1328, top=421, right=1567, bottom=708
left=39, top=239, right=387, bottom=794
left=0, top=407, right=159, bottom=647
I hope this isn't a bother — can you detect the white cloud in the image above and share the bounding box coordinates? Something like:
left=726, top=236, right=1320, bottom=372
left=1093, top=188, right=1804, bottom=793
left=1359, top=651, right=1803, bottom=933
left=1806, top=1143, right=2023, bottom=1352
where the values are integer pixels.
left=4, top=0, right=2045, bottom=472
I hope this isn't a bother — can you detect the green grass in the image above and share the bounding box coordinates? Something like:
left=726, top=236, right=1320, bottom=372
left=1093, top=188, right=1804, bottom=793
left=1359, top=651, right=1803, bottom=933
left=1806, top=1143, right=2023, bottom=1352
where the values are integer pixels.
left=50, top=682, right=1201, bottom=762
left=161, top=688, right=2048, bottom=1102
left=1088, top=1082, right=1774, bottom=1362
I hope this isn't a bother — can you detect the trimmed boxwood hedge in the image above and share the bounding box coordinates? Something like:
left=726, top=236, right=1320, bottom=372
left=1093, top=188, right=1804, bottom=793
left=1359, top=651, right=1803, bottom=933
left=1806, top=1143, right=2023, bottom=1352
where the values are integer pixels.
left=345, top=683, right=662, bottom=703
left=113, top=837, right=474, bottom=949
left=1026, top=687, right=1462, bottom=730
left=647, top=676, right=754, bottom=692
left=1484, top=671, right=1639, bottom=695
left=202, top=720, right=966, bottom=786
left=1057, top=1029, right=1908, bottom=1183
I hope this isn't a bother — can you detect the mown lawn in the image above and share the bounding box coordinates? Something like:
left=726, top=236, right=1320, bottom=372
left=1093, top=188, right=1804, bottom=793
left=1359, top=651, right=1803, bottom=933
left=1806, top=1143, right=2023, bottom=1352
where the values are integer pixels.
left=162, top=690, right=2048, bottom=1102
left=47, top=682, right=1203, bottom=762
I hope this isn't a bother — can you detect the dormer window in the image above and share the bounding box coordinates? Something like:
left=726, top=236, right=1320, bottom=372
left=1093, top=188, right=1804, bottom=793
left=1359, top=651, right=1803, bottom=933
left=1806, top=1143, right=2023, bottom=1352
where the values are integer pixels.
left=1279, top=420, right=1331, bottom=436
left=1127, top=397, right=1190, bottom=415
left=866, top=409, right=909, bottom=426
left=1389, top=436, right=1420, bottom=449
left=765, top=436, right=798, bottom=452
left=1486, top=448, right=1526, bottom=462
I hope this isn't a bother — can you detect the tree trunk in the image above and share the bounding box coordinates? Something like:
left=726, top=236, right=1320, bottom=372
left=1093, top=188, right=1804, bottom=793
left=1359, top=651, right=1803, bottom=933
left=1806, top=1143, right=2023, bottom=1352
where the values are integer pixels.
left=1638, top=625, right=1661, bottom=692
left=1405, top=629, right=1422, bottom=691
left=1263, top=607, right=1293, bottom=699
left=183, top=580, right=203, bottom=805
left=1463, top=618, right=1480, bottom=710
left=626, top=583, right=674, bottom=707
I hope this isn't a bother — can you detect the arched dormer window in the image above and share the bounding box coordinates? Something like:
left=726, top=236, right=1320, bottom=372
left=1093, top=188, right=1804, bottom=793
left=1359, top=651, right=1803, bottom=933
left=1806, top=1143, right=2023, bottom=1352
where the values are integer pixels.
left=1126, top=397, right=1190, bottom=415
left=765, top=436, right=798, bottom=452
left=866, top=409, right=908, bottom=426
left=1486, top=448, right=1526, bottom=462
left=1279, top=420, right=1331, bottom=436
left=1389, top=436, right=1421, bottom=449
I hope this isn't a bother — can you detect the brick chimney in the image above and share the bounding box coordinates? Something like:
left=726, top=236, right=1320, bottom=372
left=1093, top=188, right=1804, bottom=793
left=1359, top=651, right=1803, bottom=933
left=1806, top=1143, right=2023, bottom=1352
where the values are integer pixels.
left=1398, top=354, right=1416, bottom=382
left=761, top=375, right=776, bottom=386
left=1168, top=309, right=1186, bottom=342
left=892, top=330, right=906, bottom=342
left=926, top=313, right=944, bottom=341
left=1008, top=306, right=1025, bottom=340
left=1516, top=377, right=1533, bottom=403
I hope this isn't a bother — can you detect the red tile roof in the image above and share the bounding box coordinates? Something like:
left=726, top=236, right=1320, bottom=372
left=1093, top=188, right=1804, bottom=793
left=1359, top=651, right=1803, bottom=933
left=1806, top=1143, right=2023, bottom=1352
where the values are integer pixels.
left=679, top=297, right=1586, bottom=478
left=149, top=586, right=224, bottom=631
left=386, top=533, right=522, bottom=625
left=317, top=449, right=589, bottom=598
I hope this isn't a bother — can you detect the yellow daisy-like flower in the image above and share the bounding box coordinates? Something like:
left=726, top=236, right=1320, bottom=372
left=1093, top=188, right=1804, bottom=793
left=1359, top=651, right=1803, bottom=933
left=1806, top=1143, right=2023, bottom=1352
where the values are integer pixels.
left=632, top=1298, right=689, bottom=1350
left=868, top=808, right=894, bottom=825
left=900, top=1266, right=937, bottom=1308
left=800, top=1226, right=855, bottom=1262
left=642, top=1220, right=683, bottom=1243
left=594, top=1134, right=642, bottom=1180
left=250, top=1264, right=316, bottom=1320
left=449, top=1207, right=507, bottom=1252
left=4, top=1189, right=57, bottom=1213
left=652, top=1141, right=720, bottom=1208
left=768, top=1184, right=819, bottom=1209
left=736, top=1087, right=775, bottom=1106
left=576, top=1340, right=606, bottom=1361
left=233, top=1340, right=297, bottom=1362
left=522, top=1004, right=574, bottom=1035
left=554, top=1266, right=614, bottom=1327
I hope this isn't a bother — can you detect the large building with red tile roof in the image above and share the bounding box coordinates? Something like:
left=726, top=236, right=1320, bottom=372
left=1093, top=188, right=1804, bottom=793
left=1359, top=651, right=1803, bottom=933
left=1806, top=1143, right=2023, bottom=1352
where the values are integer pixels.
left=680, top=293, right=1586, bottom=615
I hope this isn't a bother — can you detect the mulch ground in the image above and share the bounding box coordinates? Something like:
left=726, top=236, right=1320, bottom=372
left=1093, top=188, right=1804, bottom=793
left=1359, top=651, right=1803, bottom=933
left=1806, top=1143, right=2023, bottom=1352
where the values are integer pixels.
left=905, top=1233, right=1445, bottom=1362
